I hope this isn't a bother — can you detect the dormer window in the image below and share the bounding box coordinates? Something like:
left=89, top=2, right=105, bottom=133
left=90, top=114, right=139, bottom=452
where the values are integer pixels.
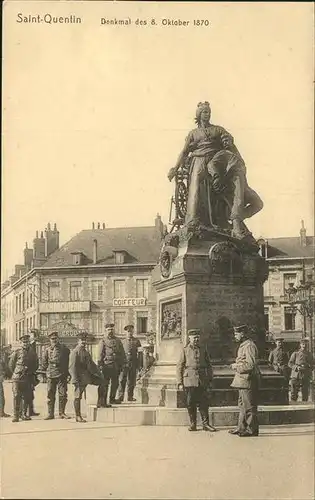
left=113, top=250, right=126, bottom=264
left=71, top=252, right=85, bottom=265
left=257, top=238, right=268, bottom=259
left=115, top=253, right=124, bottom=264
left=74, top=255, right=81, bottom=265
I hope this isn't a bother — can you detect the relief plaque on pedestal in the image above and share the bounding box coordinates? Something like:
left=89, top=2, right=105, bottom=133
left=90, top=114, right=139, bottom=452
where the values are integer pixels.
left=158, top=299, right=183, bottom=364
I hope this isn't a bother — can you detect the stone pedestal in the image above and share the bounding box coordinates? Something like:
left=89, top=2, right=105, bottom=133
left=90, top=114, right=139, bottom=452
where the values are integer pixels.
left=136, top=227, right=288, bottom=407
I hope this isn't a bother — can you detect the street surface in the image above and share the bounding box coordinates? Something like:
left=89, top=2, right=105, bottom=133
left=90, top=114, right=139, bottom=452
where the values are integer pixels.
left=1, top=382, right=314, bottom=500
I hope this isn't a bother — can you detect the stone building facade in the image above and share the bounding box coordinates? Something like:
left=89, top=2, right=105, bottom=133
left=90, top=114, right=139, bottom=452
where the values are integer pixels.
left=1, top=223, right=60, bottom=347
left=2, top=218, right=313, bottom=358
left=1, top=217, right=165, bottom=361
left=259, top=221, right=314, bottom=347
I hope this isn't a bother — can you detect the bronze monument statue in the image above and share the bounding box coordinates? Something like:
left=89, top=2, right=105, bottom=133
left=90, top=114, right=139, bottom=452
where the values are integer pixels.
left=134, top=103, right=287, bottom=410
left=168, top=101, right=263, bottom=239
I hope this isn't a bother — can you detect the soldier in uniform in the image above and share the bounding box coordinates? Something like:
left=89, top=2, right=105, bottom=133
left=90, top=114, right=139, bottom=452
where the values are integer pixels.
left=177, top=329, right=216, bottom=432
left=69, top=332, right=103, bottom=423
left=9, top=334, right=39, bottom=423
left=288, top=339, right=314, bottom=402
left=268, top=337, right=289, bottom=387
left=230, top=325, right=260, bottom=437
left=97, top=323, right=126, bottom=407
left=41, top=331, right=71, bottom=420
left=117, top=324, right=141, bottom=403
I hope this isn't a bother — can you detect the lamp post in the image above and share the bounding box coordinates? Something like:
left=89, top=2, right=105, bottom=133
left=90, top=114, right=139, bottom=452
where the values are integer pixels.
left=285, top=273, right=315, bottom=357
left=285, top=271, right=315, bottom=401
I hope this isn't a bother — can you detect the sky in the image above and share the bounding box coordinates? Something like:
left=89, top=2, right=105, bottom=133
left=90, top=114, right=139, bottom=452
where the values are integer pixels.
left=2, top=1, right=314, bottom=279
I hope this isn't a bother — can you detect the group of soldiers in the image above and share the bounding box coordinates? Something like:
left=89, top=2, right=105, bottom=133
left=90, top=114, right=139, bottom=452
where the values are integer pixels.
left=177, top=325, right=261, bottom=436
left=96, top=323, right=141, bottom=407
left=0, top=323, right=142, bottom=423
left=0, top=324, right=314, bottom=433
left=268, top=337, right=314, bottom=402
left=177, top=326, right=314, bottom=436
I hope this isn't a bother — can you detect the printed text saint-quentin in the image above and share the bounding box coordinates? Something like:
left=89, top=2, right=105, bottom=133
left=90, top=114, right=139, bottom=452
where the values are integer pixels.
left=16, top=13, right=82, bottom=24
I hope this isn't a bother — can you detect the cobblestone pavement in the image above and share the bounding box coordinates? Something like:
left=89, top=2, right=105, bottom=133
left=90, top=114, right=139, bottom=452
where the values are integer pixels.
left=1, top=383, right=314, bottom=499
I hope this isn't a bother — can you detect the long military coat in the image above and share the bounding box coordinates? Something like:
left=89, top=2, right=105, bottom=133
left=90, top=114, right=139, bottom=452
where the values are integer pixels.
left=288, top=349, right=314, bottom=381
left=69, top=345, right=103, bottom=386
left=122, top=337, right=141, bottom=369
left=9, top=347, right=39, bottom=381
left=177, top=343, right=213, bottom=388
left=231, top=338, right=260, bottom=389
left=41, top=343, right=70, bottom=378
left=97, top=336, right=126, bottom=370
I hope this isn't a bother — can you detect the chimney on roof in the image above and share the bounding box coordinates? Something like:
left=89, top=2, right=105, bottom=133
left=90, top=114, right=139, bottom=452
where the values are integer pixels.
left=257, top=238, right=268, bottom=258
left=155, top=213, right=164, bottom=236
left=24, top=242, right=34, bottom=268
left=15, top=264, right=26, bottom=278
left=300, top=220, right=307, bottom=247
left=33, top=230, right=45, bottom=260
left=9, top=275, right=18, bottom=286
left=102, top=223, right=106, bottom=230
left=92, top=222, right=95, bottom=230
left=93, top=239, right=98, bottom=264
left=45, top=222, right=60, bottom=257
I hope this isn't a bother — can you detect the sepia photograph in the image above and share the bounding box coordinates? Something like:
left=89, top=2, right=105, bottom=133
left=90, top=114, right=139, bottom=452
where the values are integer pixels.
left=1, top=1, right=314, bottom=499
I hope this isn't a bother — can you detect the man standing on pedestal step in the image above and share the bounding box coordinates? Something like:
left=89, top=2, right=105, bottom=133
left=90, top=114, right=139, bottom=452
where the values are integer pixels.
left=288, top=339, right=314, bottom=402
left=177, top=329, right=216, bottom=432
left=9, top=334, right=39, bottom=423
left=230, top=325, right=260, bottom=437
left=41, top=331, right=71, bottom=420
left=117, top=324, right=141, bottom=403
left=268, top=337, right=290, bottom=388
left=97, top=323, right=126, bottom=408
left=69, top=332, right=103, bottom=423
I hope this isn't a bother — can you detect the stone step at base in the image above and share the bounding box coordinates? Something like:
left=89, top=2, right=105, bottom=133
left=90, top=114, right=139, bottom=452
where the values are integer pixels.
left=135, top=385, right=289, bottom=407
left=88, top=403, right=315, bottom=427
left=137, top=363, right=289, bottom=407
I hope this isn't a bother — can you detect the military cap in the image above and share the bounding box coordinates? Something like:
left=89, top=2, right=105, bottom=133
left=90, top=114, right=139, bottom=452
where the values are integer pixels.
left=187, top=329, right=201, bottom=336
left=275, top=337, right=284, bottom=341
left=300, top=338, right=308, bottom=344
left=48, top=331, right=59, bottom=338
left=124, top=324, right=134, bottom=331
left=20, top=333, right=30, bottom=341
left=233, top=324, right=248, bottom=334
left=105, top=323, right=114, bottom=328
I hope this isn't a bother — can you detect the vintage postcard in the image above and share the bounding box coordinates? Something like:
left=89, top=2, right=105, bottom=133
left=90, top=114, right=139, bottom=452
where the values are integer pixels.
left=1, top=2, right=314, bottom=499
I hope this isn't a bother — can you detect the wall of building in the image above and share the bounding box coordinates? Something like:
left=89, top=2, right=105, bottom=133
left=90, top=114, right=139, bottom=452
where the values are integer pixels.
left=1, top=274, right=40, bottom=346
left=264, top=259, right=313, bottom=342
left=2, top=221, right=313, bottom=354
left=37, top=269, right=157, bottom=340
left=1, top=288, right=15, bottom=346
left=3, top=257, right=313, bottom=349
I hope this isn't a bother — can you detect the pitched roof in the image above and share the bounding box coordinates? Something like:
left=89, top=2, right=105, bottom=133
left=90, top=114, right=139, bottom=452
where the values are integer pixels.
left=265, top=236, right=314, bottom=259
left=42, top=226, right=163, bottom=267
